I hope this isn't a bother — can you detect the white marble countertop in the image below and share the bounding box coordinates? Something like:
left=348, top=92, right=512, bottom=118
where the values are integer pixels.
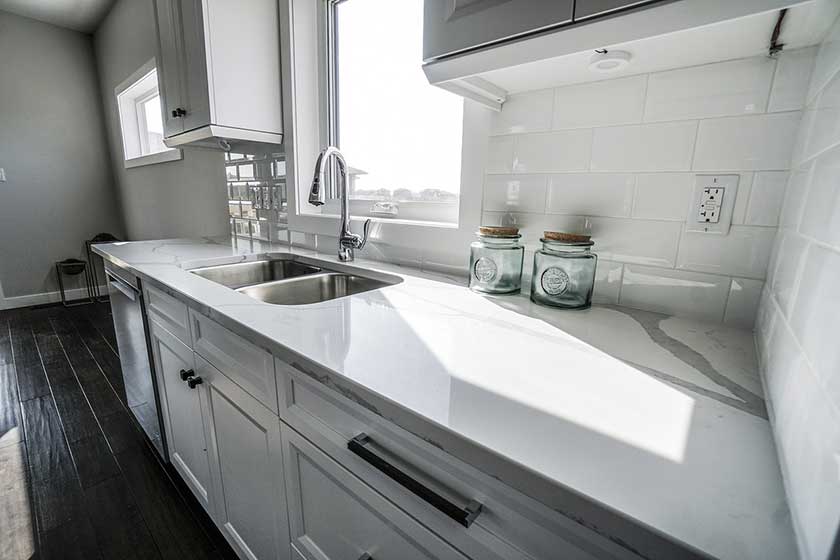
left=94, top=237, right=796, bottom=560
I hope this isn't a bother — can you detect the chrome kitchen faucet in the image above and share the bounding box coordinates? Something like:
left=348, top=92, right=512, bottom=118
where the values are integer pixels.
left=309, top=146, right=371, bottom=262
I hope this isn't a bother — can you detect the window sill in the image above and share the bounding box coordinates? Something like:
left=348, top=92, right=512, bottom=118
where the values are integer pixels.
left=124, top=149, right=182, bottom=169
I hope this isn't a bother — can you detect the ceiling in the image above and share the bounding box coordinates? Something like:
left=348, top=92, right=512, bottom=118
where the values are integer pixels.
left=0, top=0, right=116, bottom=33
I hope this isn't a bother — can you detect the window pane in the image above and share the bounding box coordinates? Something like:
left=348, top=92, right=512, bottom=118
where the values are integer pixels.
left=141, top=94, right=167, bottom=154
left=336, top=0, right=462, bottom=221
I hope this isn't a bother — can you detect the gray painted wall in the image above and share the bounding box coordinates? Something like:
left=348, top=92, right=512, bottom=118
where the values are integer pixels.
left=93, top=0, right=229, bottom=242
left=0, top=10, right=124, bottom=298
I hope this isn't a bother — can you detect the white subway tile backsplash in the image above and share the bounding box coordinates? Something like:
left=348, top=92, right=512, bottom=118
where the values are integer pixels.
left=770, top=231, right=808, bottom=318
left=592, top=260, right=623, bottom=304
left=676, top=226, right=775, bottom=279
left=492, top=89, right=553, bottom=135
left=552, top=75, right=646, bottom=130
left=745, top=172, right=788, bottom=227
left=632, top=173, right=692, bottom=221
left=724, top=277, right=764, bottom=329
left=779, top=163, right=813, bottom=230
left=588, top=217, right=681, bottom=267
left=693, top=112, right=801, bottom=171
left=512, top=130, right=592, bottom=173
left=799, top=144, right=840, bottom=247
left=546, top=173, right=634, bottom=217
left=807, top=13, right=840, bottom=104
left=645, top=57, right=775, bottom=122
left=806, top=70, right=840, bottom=159
left=768, top=48, right=816, bottom=113
left=591, top=121, right=697, bottom=172
left=790, top=245, right=840, bottom=397
left=486, top=136, right=514, bottom=173
left=731, top=172, right=755, bottom=225
left=483, top=175, right=548, bottom=213
left=620, top=265, right=730, bottom=322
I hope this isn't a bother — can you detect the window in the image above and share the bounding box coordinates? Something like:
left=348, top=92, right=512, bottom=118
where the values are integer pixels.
left=320, top=0, right=464, bottom=224
left=115, top=60, right=181, bottom=168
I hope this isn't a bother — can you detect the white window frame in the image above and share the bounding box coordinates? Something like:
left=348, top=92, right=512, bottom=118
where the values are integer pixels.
left=115, top=58, right=182, bottom=169
left=279, top=0, right=488, bottom=270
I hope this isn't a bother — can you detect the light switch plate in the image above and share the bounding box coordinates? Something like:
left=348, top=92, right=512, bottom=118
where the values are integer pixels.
left=0, top=168, right=6, bottom=182
left=686, top=174, right=739, bottom=234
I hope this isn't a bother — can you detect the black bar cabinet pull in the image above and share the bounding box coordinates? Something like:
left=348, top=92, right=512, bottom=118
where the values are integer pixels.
left=347, top=433, right=482, bottom=528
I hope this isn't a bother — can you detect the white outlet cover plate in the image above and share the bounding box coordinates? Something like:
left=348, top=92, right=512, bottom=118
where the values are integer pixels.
left=686, top=174, right=739, bottom=234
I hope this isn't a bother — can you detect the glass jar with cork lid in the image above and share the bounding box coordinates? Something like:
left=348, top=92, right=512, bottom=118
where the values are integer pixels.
left=469, top=226, right=524, bottom=294
left=530, top=231, right=597, bottom=309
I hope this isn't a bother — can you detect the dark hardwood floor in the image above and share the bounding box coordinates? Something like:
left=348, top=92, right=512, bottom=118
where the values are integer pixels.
left=0, top=301, right=237, bottom=560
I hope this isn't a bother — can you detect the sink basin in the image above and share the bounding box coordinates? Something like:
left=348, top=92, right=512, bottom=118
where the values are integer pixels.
left=188, top=254, right=402, bottom=305
left=190, top=257, right=321, bottom=289
left=237, top=272, right=392, bottom=305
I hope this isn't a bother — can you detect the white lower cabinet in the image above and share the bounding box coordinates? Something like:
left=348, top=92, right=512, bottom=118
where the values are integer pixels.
left=195, top=354, right=291, bottom=560
left=149, top=320, right=214, bottom=515
left=281, top=424, right=468, bottom=560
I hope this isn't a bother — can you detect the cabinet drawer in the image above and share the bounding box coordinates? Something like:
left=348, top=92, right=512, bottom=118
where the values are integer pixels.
left=191, top=310, right=277, bottom=413
left=281, top=424, right=468, bottom=560
left=145, top=283, right=191, bottom=346
left=276, top=359, right=639, bottom=560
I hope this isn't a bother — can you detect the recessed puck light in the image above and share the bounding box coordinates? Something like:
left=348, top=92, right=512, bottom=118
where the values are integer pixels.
left=588, top=50, right=632, bottom=73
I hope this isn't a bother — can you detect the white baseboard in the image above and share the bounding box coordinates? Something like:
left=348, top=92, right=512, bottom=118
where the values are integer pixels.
left=1, top=285, right=109, bottom=310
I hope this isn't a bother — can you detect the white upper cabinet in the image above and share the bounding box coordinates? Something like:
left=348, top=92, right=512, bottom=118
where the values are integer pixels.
left=153, top=0, right=283, bottom=150
left=422, top=0, right=812, bottom=111
left=422, top=0, right=573, bottom=62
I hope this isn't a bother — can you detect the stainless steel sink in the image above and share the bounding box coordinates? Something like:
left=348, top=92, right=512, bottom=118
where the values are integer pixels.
left=190, top=257, right=322, bottom=289
left=237, top=272, right=392, bottom=305
left=188, top=254, right=401, bottom=304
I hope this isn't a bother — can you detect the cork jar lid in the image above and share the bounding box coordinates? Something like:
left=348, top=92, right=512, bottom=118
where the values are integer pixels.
left=477, top=226, right=521, bottom=238
left=542, top=231, right=594, bottom=246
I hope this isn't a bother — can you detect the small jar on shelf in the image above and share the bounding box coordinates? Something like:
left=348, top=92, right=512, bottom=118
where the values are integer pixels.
left=469, top=226, right=524, bottom=294
left=530, top=231, right=597, bottom=309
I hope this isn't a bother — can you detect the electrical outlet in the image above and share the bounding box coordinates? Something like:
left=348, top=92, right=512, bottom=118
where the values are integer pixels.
left=698, top=187, right=724, bottom=223
left=687, top=175, right=739, bottom=234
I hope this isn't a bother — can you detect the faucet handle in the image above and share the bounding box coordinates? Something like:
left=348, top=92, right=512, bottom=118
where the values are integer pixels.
left=358, top=219, right=372, bottom=249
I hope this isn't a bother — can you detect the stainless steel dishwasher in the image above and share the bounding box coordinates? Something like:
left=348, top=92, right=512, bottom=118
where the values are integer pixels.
left=106, top=264, right=167, bottom=460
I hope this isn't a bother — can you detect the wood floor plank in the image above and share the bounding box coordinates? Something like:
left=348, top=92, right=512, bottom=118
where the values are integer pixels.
left=32, top=461, right=85, bottom=532
left=84, top=476, right=161, bottom=560
left=68, top=435, right=120, bottom=489
left=40, top=516, right=102, bottom=560
left=49, top=380, right=100, bottom=443
left=0, top=442, right=37, bottom=560
left=116, top=443, right=224, bottom=560
left=78, top=376, right=124, bottom=420
left=20, top=396, right=65, bottom=461
left=0, top=318, right=23, bottom=449
left=99, top=410, right=145, bottom=455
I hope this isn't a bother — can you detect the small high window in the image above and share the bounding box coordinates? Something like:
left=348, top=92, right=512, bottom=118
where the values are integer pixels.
left=115, top=60, right=181, bottom=168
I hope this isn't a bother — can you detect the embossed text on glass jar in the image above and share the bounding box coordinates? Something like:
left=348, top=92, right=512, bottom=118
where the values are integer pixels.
left=469, top=230, right=524, bottom=294
left=530, top=238, right=597, bottom=308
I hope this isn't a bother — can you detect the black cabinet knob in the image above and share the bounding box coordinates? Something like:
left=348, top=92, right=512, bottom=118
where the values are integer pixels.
left=187, top=376, right=203, bottom=389
left=171, top=107, right=186, bottom=118
left=179, top=369, right=194, bottom=381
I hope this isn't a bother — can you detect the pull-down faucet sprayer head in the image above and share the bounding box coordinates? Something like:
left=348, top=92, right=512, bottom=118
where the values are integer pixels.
left=308, top=151, right=327, bottom=206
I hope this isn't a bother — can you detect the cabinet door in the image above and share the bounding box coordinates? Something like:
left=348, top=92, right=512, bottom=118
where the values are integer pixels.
left=196, top=355, right=290, bottom=560
left=423, top=0, right=573, bottom=61
left=178, top=0, right=212, bottom=132
left=281, top=425, right=467, bottom=560
left=149, top=320, right=214, bottom=513
left=574, top=0, right=656, bottom=20
left=153, top=0, right=185, bottom=138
